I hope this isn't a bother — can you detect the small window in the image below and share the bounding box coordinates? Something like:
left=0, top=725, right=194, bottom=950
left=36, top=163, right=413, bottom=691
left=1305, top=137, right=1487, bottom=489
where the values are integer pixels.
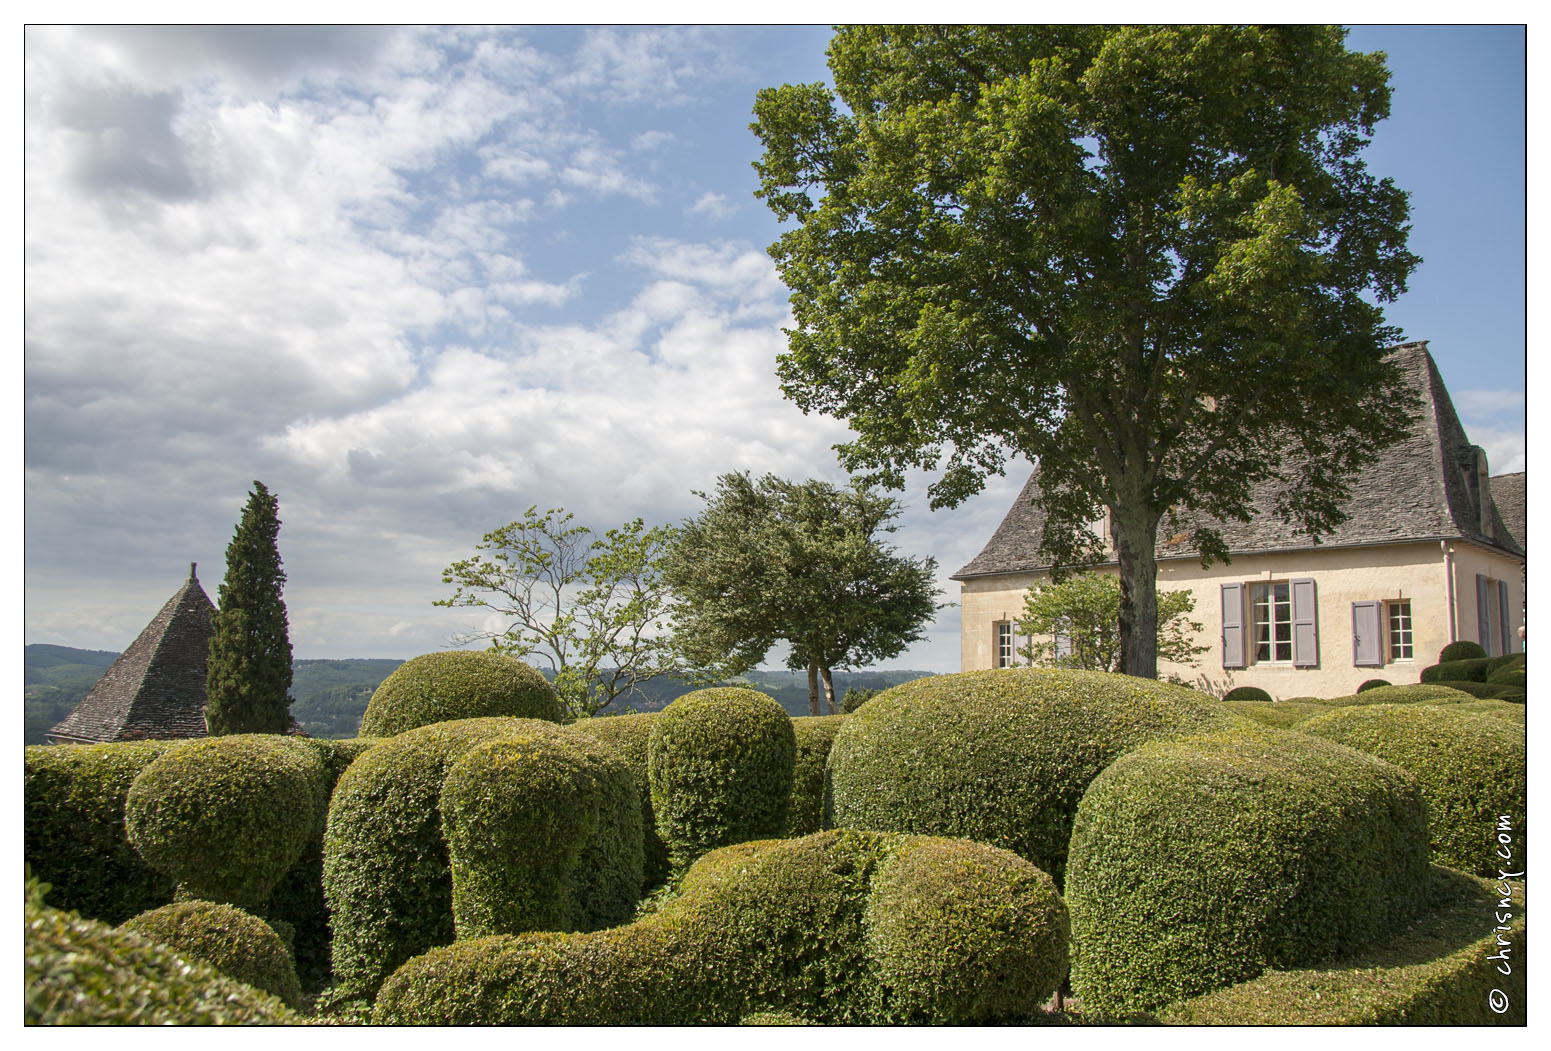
left=995, top=621, right=1016, bottom=668
left=1387, top=601, right=1413, bottom=661
left=1251, top=582, right=1293, bottom=663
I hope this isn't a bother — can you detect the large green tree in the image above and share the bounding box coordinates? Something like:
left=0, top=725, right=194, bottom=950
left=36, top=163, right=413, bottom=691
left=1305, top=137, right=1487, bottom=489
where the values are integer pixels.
left=1014, top=573, right=1207, bottom=673
left=206, top=481, right=294, bottom=735
left=753, top=25, right=1420, bottom=678
left=663, top=473, right=940, bottom=714
left=437, top=507, right=679, bottom=719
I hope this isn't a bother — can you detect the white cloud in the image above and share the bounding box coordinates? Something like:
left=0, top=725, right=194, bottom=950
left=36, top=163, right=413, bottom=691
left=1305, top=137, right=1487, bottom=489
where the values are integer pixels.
left=1454, top=388, right=1526, bottom=418
left=687, top=191, right=738, bottom=220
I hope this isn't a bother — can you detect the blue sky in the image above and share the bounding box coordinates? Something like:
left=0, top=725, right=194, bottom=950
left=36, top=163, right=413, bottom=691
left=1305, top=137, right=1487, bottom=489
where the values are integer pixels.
left=22, top=25, right=1527, bottom=673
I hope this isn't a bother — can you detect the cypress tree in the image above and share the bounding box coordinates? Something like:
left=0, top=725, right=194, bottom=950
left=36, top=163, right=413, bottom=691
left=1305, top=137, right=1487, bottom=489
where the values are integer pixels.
left=206, top=481, right=294, bottom=735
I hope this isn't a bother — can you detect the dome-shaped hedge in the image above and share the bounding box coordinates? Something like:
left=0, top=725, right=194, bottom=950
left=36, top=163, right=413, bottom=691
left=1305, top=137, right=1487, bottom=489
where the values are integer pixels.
left=1356, top=678, right=1391, bottom=693
left=568, top=713, right=669, bottom=890
left=358, top=651, right=563, bottom=737
left=827, top=669, right=1238, bottom=885
left=1066, top=728, right=1429, bottom=1016
left=785, top=715, right=847, bottom=836
left=1439, top=640, right=1488, bottom=662
left=119, top=900, right=303, bottom=1009
left=1221, top=699, right=1332, bottom=729
left=648, top=688, right=796, bottom=871
left=372, top=829, right=1067, bottom=1026
left=1296, top=704, right=1526, bottom=877
left=1222, top=685, right=1273, bottom=701
left=125, top=736, right=327, bottom=912
left=1322, top=683, right=1474, bottom=707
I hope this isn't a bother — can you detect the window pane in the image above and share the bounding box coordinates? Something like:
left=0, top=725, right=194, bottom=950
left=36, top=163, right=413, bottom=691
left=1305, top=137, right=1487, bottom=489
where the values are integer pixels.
left=1388, top=601, right=1413, bottom=660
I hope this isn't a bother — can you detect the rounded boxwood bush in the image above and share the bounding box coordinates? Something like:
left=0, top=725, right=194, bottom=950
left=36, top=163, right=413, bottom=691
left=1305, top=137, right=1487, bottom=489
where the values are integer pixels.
left=648, top=688, right=796, bottom=871
left=1486, top=654, right=1525, bottom=689
left=1322, top=683, right=1475, bottom=706
left=827, top=669, right=1238, bottom=885
left=1221, top=699, right=1331, bottom=729
left=125, top=735, right=327, bottom=913
left=1222, top=685, right=1273, bottom=701
left=1356, top=678, right=1391, bottom=693
left=27, top=891, right=301, bottom=1025
left=1449, top=699, right=1526, bottom=725
left=358, top=650, right=563, bottom=737
left=24, top=741, right=177, bottom=925
left=1066, top=728, right=1429, bottom=1016
left=372, top=829, right=1067, bottom=1026
left=322, top=717, right=541, bottom=998
left=1297, top=704, right=1525, bottom=877
left=441, top=731, right=642, bottom=939
left=1439, top=640, right=1488, bottom=662
left=568, top=713, right=669, bottom=890
left=119, top=900, right=303, bottom=1009
left=1421, top=657, right=1494, bottom=684
left=785, top=715, right=847, bottom=836
left=1422, top=680, right=1524, bottom=702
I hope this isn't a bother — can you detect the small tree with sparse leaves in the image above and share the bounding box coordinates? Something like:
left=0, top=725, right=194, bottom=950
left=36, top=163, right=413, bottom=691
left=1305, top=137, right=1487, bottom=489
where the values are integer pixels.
left=1015, top=573, right=1206, bottom=673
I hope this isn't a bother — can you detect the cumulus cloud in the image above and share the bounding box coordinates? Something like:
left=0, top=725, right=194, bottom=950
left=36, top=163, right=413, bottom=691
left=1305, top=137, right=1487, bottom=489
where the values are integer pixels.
left=687, top=191, right=738, bottom=220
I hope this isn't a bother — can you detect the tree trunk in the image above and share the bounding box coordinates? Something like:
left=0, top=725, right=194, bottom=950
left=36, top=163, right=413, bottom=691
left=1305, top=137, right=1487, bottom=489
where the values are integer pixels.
left=820, top=666, right=837, bottom=714
left=807, top=661, right=821, bottom=716
left=1111, top=508, right=1161, bottom=679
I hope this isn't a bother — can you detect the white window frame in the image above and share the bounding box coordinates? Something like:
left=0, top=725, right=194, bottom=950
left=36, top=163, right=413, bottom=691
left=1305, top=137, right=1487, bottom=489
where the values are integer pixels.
left=1251, top=581, right=1294, bottom=664
left=994, top=621, right=1016, bottom=668
left=1386, top=600, right=1414, bottom=662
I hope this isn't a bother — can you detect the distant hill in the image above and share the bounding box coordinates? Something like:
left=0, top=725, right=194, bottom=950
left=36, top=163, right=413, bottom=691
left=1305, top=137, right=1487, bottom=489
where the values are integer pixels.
left=23, top=644, right=936, bottom=742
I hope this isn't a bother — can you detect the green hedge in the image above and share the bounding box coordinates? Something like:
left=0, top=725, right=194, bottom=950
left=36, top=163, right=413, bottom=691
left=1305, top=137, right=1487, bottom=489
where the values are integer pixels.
left=1450, top=699, right=1526, bottom=725
left=441, top=731, right=642, bottom=939
left=1322, top=683, right=1475, bottom=706
left=125, top=735, right=328, bottom=913
left=648, top=688, right=796, bottom=871
left=1222, top=686, right=1272, bottom=701
left=26, top=887, right=302, bottom=1025
left=1297, top=704, right=1526, bottom=877
left=24, top=740, right=177, bottom=925
left=1066, top=727, right=1430, bottom=1017
left=1356, top=678, right=1391, bottom=692
left=827, top=669, right=1237, bottom=885
left=1439, top=640, right=1488, bottom=662
left=1421, top=657, right=1494, bottom=684
left=1221, top=699, right=1332, bottom=729
left=785, top=715, right=847, bottom=836
left=1160, top=867, right=1525, bottom=1024
left=1423, top=680, right=1525, bottom=702
left=358, top=650, right=563, bottom=737
left=372, top=829, right=1068, bottom=1025
left=568, top=713, right=669, bottom=890
left=119, top=899, right=304, bottom=1009
left=1486, top=654, right=1526, bottom=689
left=322, top=717, right=540, bottom=998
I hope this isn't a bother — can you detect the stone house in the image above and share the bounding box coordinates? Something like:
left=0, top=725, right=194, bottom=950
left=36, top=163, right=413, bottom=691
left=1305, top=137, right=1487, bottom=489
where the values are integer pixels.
left=952, top=342, right=1526, bottom=699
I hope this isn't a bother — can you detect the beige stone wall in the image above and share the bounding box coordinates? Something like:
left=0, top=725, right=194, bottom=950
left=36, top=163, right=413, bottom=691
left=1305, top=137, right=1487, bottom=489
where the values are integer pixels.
left=956, top=539, right=1525, bottom=700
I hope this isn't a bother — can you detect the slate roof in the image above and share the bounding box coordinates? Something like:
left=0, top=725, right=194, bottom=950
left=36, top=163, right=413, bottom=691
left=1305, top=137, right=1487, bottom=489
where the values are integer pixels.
left=47, top=564, right=215, bottom=744
left=954, top=342, right=1526, bottom=579
left=1490, top=472, right=1526, bottom=554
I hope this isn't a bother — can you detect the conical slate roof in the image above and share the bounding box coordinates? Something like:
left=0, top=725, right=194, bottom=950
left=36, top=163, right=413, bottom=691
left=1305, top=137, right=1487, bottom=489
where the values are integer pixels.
left=47, top=564, right=215, bottom=744
left=954, top=342, right=1525, bottom=579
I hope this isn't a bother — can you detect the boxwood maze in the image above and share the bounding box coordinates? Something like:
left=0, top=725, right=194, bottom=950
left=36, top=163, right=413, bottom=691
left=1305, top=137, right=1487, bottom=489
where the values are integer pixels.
left=21, top=657, right=1528, bottom=1025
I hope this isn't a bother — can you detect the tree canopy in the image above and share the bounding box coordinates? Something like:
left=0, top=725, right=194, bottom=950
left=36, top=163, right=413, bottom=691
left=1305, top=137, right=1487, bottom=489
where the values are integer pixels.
left=206, top=481, right=294, bottom=735
left=1013, top=573, right=1206, bottom=673
left=753, top=25, right=1419, bottom=677
left=437, top=507, right=678, bottom=719
left=662, top=473, right=940, bottom=714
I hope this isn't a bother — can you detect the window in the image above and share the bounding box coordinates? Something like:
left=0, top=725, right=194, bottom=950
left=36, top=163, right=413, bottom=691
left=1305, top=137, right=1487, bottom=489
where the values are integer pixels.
left=1387, top=601, right=1413, bottom=661
left=995, top=621, right=1016, bottom=668
left=1251, top=582, right=1293, bottom=663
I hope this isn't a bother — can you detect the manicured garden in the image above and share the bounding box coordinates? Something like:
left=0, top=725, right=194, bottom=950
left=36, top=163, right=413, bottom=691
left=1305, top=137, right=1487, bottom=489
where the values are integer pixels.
left=24, top=650, right=1526, bottom=1025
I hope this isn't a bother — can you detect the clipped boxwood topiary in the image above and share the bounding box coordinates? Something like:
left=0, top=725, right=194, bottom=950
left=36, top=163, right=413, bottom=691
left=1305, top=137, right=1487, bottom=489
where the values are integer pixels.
left=1222, top=685, right=1273, bottom=701
left=648, top=688, right=796, bottom=871
left=1066, top=727, right=1429, bottom=1017
left=1160, top=866, right=1525, bottom=1025
left=1439, top=640, right=1488, bottom=662
left=1356, top=678, right=1391, bottom=692
left=785, top=715, right=847, bottom=836
left=119, top=899, right=303, bottom=1009
left=568, top=713, right=669, bottom=890
left=1449, top=699, right=1526, bottom=725
left=24, top=741, right=177, bottom=925
left=125, top=735, right=328, bottom=913
left=1321, top=683, right=1475, bottom=706
left=372, top=829, right=1068, bottom=1026
left=1421, top=657, right=1494, bottom=684
left=1419, top=680, right=1524, bottom=702
left=1296, top=704, right=1525, bottom=877
left=1486, top=654, right=1525, bottom=689
left=26, top=887, right=302, bottom=1025
left=1221, top=699, right=1332, bottom=729
left=441, top=730, right=642, bottom=939
left=322, top=717, right=540, bottom=999
left=358, top=650, right=564, bottom=737
left=827, top=669, right=1238, bottom=885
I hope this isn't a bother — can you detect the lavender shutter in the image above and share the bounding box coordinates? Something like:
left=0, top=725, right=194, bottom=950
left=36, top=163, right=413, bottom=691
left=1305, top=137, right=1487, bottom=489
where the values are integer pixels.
left=1352, top=601, right=1383, bottom=667
left=1498, top=580, right=1512, bottom=655
left=1221, top=583, right=1245, bottom=668
left=1291, top=578, right=1318, bottom=667
left=1476, top=574, right=1493, bottom=654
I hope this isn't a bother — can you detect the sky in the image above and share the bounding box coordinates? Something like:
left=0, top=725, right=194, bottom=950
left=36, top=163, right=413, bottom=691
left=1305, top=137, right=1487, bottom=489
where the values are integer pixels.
left=20, top=25, right=1528, bottom=674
